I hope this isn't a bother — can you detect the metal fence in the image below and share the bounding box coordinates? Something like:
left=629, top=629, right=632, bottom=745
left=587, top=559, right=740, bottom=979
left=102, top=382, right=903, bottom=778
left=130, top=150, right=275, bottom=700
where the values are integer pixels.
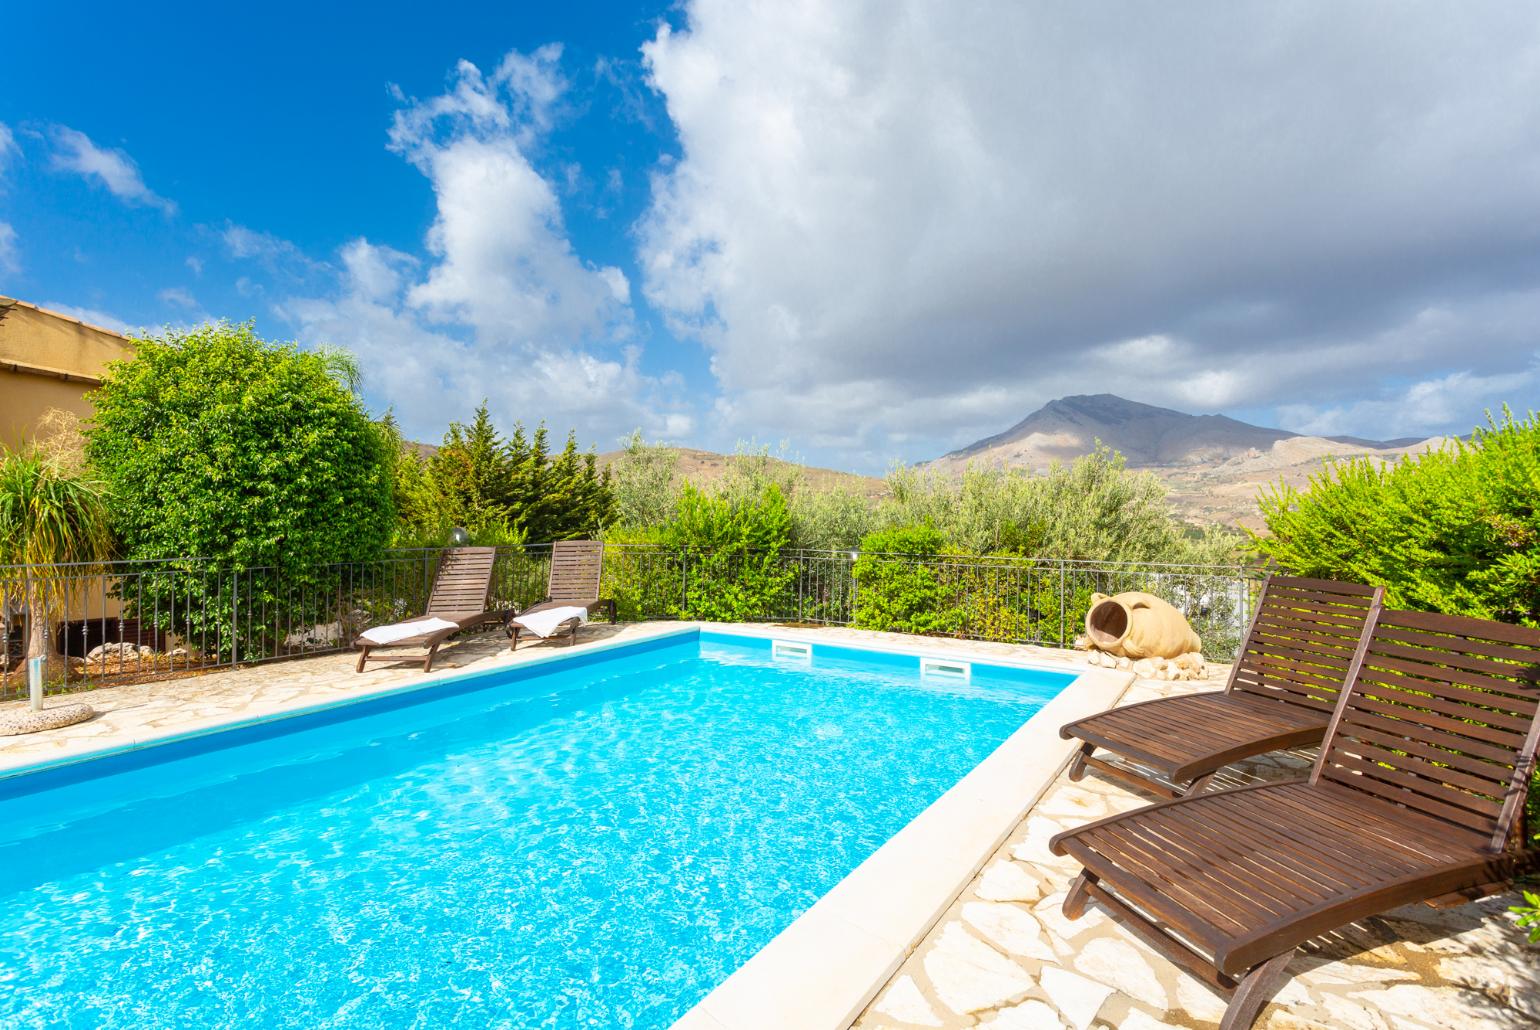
left=1, top=544, right=1262, bottom=700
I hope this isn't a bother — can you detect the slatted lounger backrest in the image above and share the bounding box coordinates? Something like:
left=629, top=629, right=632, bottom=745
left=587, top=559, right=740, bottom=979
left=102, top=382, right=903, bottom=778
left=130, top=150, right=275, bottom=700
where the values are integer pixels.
left=547, top=540, right=605, bottom=604
left=1226, top=576, right=1384, bottom=713
left=1313, top=607, right=1540, bottom=853
left=426, top=547, right=498, bottom=617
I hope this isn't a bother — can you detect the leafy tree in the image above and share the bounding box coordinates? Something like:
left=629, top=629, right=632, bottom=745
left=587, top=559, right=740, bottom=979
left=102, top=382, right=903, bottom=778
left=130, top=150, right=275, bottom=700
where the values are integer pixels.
left=0, top=447, right=114, bottom=681
left=85, top=322, right=395, bottom=658
left=607, top=431, right=681, bottom=528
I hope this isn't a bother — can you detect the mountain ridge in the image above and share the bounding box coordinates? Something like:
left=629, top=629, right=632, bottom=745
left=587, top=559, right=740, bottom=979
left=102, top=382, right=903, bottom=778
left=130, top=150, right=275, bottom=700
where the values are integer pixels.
left=938, top=393, right=1421, bottom=470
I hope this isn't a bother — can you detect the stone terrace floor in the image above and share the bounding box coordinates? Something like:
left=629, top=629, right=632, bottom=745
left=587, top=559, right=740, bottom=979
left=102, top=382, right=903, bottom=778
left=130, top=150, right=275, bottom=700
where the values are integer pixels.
left=3, top=623, right=1538, bottom=1028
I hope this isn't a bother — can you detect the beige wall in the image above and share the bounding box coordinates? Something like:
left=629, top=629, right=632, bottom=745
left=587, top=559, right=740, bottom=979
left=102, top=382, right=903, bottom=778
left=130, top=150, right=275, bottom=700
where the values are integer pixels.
left=0, top=296, right=134, bottom=452
left=0, top=299, right=136, bottom=625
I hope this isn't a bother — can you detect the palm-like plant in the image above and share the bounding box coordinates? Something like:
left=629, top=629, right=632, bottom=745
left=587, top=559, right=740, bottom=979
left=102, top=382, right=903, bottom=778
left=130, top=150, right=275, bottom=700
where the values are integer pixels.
left=0, top=447, right=114, bottom=683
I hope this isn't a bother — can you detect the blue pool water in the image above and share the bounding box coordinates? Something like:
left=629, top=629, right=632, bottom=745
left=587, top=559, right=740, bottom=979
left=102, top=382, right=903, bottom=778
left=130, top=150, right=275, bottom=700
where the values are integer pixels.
left=0, top=630, right=1072, bottom=1029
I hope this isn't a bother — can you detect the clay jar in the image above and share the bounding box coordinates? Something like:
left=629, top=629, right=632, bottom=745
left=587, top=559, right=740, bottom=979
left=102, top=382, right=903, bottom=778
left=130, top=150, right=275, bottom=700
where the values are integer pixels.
left=1084, top=591, right=1202, bottom=659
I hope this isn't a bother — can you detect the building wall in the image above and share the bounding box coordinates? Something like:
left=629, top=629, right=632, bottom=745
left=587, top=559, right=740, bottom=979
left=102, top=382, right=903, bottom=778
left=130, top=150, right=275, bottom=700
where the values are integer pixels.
left=0, top=296, right=134, bottom=452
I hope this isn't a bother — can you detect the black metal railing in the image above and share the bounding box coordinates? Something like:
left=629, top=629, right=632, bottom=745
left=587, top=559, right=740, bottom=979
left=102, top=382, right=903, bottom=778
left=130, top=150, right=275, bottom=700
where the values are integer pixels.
left=1, top=545, right=1261, bottom=700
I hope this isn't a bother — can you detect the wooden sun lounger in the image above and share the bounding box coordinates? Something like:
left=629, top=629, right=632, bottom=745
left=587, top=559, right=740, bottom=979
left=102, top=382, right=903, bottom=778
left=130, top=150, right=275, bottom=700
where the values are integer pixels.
left=1060, top=576, right=1384, bottom=797
left=354, top=547, right=502, bottom=672
left=1050, top=607, right=1540, bottom=1030
left=508, top=540, right=616, bottom=650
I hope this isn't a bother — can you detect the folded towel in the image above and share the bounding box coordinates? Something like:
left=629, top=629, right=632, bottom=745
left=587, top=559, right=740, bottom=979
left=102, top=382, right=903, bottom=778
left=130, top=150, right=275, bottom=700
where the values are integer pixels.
left=359, top=617, right=460, bottom=646
left=513, top=605, right=589, bottom=638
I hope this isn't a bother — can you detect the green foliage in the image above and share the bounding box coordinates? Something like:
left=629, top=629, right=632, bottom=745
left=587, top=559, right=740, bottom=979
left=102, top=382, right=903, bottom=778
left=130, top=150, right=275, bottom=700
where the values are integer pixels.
left=660, top=482, right=795, bottom=620
left=607, top=431, right=682, bottom=529
left=1512, top=890, right=1540, bottom=944
left=421, top=404, right=615, bottom=545
left=0, top=446, right=115, bottom=677
left=851, top=525, right=958, bottom=634
left=85, top=322, right=395, bottom=659
left=883, top=448, right=1238, bottom=564
left=1253, top=410, right=1540, bottom=625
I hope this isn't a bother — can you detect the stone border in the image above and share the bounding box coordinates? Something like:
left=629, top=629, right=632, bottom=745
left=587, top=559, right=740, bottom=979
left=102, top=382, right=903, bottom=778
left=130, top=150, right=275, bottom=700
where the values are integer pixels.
left=674, top=644, right=1132, bottom=1030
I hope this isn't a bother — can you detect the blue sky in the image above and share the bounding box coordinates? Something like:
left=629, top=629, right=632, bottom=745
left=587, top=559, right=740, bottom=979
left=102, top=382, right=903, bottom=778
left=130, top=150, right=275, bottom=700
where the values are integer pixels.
left=3, top=2, right=1538, bottom=472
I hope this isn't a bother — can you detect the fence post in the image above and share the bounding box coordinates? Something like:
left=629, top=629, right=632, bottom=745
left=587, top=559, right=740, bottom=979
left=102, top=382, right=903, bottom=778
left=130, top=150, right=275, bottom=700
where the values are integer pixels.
left=230, top=569, right=240, bottom=667
left=1059, top=561, right=1067, bottom=646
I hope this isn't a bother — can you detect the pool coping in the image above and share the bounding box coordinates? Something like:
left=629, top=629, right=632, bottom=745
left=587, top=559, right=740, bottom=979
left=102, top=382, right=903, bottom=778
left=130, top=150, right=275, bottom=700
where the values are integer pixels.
left=671, top=633, right=1133, bottom=1030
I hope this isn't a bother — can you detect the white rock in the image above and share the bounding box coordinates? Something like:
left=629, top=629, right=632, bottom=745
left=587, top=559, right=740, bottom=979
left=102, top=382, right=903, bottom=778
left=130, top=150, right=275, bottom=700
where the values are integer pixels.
left=1038, top=966, right=1113, bottom=1030
left=1174, top=974, right=1229, bottom=1022
left=1033, top=891, right=1109, bottom=943
left=1319, top=993, right=1395, bottom=1030
left=963, top=902, right=1056, bottom=961
left=924, top=923, right=1033, bottom=1015
left=978, top=998, right=1065, bottom=1028
left=1116, top=1011, right=1184, bottom=1030
left=978, top=860, right=1043, bottom=903
left=1132, top=659, right=1156, bottom=678
left=1011, top=816, right=1066, bottom=865
left=871, top=974, right=943, bottom=1027
left=1075, top=937, right=1169, bottom=1009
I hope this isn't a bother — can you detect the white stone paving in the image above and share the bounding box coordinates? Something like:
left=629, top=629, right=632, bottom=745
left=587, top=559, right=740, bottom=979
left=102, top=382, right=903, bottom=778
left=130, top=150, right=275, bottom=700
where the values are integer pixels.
left=855, top=675, right=1540, bottom=1030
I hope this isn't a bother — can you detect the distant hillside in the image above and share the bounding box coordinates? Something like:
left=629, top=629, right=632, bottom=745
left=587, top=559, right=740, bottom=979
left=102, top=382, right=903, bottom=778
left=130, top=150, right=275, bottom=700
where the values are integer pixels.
left=937, top=393, right=1415, bottom=470
left=931, top=394, right=1441, bottom=528
left=597, top=446, right=888, bottom=500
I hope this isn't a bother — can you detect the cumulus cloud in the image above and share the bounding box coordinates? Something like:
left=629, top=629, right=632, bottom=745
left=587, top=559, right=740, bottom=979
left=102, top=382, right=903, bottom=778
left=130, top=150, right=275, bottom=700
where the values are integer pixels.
left=49, top=127, right=176, bottom=215
left=639, top=0, right=1540, bottom=459
left=282, top=49, right=688, bottom=447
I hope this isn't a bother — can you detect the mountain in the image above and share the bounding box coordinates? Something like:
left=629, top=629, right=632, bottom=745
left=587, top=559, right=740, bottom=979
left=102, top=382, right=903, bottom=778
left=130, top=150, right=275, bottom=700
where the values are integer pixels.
left=931, top=394, right=1444, bottom=529
left=937, top=394, right=1414, bottom=471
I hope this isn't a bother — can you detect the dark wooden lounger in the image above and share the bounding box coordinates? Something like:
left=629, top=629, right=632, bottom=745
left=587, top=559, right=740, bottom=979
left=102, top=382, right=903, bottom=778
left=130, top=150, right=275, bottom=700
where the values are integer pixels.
left=1050, top=607, right=1540, bottom=1030
left=355, top=547, right=501, bottom=672
left=508, top=539, right=616, bottom=650
left=1061, top=576, right=1384, bottom=796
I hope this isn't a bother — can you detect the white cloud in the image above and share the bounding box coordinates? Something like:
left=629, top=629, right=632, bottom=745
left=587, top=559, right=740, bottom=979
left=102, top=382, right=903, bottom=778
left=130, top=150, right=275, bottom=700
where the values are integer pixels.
left=0, top=222, right=17, bottom=274
left=158, top=287, right=197, bottom=309
left=0, top=123, right=17, bottom=271
left=386, top=52, right=631, bottom=345
left=49, top=126, right=176, bottom=215
left=280, top=48, right=688, bottom=448
left=185, top=256, right=203, bottom=277
left=638, top=0, right=1540, bottom=458
left=0, top=122, right=17, bottom=173
left=1276, top=364, right=1540, bottom=441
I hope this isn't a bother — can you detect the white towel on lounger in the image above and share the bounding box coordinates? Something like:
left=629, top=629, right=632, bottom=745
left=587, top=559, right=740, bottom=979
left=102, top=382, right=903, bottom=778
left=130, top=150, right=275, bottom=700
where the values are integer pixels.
left=359, top=617, right=460, bottom=646
left=512, top=605, right=589, bottom=638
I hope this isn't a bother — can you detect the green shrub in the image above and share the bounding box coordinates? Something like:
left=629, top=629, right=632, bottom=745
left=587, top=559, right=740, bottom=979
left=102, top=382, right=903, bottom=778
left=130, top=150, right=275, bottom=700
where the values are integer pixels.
left=661, top=482, right=795, bottom=621
left=851, top=525, right=959, bottom=634
left=86, top=322, right=395, bottom=659
left=1253, top=410, right=1540, bottom=625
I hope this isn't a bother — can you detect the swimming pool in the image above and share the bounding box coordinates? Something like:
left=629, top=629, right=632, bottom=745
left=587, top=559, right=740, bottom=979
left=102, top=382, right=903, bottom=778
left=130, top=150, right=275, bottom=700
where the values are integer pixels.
left=0, top=629, right=1075, bottom=1029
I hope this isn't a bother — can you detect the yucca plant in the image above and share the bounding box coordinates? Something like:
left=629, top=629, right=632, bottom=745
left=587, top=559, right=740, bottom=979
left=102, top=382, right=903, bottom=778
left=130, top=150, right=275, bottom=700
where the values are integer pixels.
left=0, top=446, right=115, bottom=683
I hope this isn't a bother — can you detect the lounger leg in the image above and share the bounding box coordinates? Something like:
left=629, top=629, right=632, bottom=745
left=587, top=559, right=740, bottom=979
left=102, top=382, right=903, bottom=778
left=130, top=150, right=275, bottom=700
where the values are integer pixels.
left=1219, top=949, right=1295, bottom=1030
left=423, top=642, right=440, bottom=673
left=355, top=646, right=369, bottom=673
left=1068, top=742, right=1094, bottom=783
left=509, top=627, right=520, bottom=652
left=1063, top=870, right=1097, bottom=920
